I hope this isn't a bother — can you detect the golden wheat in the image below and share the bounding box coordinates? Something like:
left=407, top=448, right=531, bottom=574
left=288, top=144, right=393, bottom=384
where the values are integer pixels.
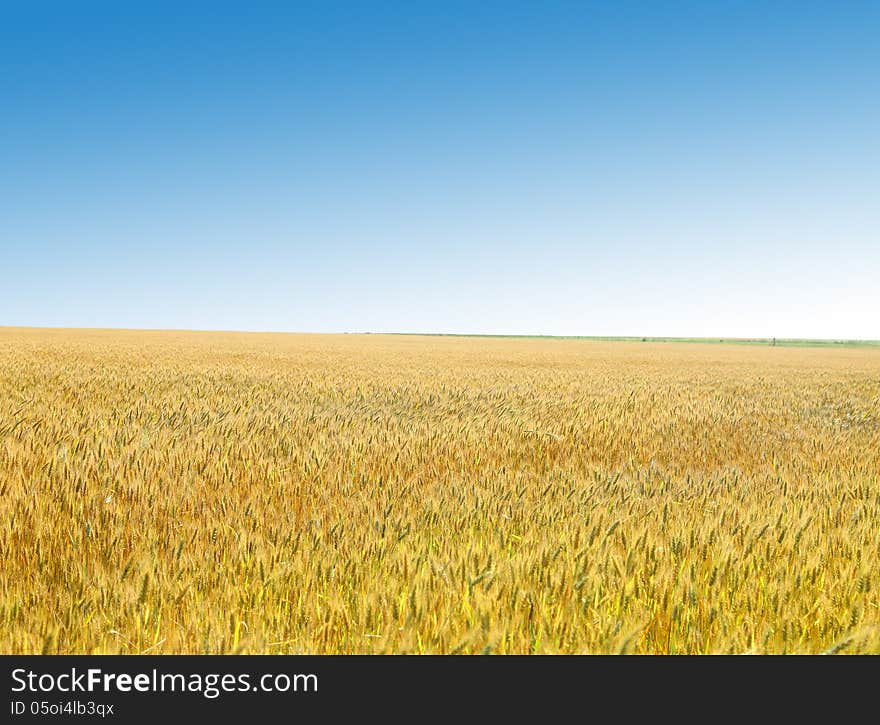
left=1, top=327, right=879, bottom=653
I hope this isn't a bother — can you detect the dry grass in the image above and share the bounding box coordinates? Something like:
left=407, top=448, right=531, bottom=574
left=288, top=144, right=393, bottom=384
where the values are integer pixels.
left=1, top=327, right=879, bottom=654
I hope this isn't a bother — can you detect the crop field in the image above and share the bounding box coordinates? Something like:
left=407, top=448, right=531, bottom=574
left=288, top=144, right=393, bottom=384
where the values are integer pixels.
left=1, top=327, right=879, bottom=654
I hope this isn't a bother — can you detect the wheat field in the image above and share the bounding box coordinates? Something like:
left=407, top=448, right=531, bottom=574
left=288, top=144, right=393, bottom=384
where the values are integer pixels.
left=1, top=327, right=879, bottom=654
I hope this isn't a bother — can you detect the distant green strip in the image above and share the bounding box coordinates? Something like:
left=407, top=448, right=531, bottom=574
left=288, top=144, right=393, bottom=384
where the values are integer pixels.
left=386, top=333, right=880, bottom=348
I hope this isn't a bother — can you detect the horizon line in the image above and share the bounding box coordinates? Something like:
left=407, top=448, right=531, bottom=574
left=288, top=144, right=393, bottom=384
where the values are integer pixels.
left=1, top=325, right=878, bottom=348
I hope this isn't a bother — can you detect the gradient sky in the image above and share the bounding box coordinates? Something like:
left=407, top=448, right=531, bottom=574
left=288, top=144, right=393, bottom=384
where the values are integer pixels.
left=3, top=1, right=878, bottom=338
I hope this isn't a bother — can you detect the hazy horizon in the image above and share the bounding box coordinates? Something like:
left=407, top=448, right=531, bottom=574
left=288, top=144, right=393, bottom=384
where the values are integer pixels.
left=2, top=324, right=878, bottom=344
left=4, top=3, right=878, bottom=339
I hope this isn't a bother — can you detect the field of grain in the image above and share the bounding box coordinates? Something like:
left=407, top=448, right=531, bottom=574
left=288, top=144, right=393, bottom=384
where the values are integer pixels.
left=1, top=328, right=879, bottom=654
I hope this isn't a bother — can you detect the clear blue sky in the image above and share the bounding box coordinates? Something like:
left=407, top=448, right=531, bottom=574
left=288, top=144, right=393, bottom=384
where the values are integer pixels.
left=3, top=1, right=878, bottom=338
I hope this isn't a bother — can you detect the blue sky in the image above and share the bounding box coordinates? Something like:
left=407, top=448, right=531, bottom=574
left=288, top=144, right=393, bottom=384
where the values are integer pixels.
left=3, top=1, right=878, bottom=338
